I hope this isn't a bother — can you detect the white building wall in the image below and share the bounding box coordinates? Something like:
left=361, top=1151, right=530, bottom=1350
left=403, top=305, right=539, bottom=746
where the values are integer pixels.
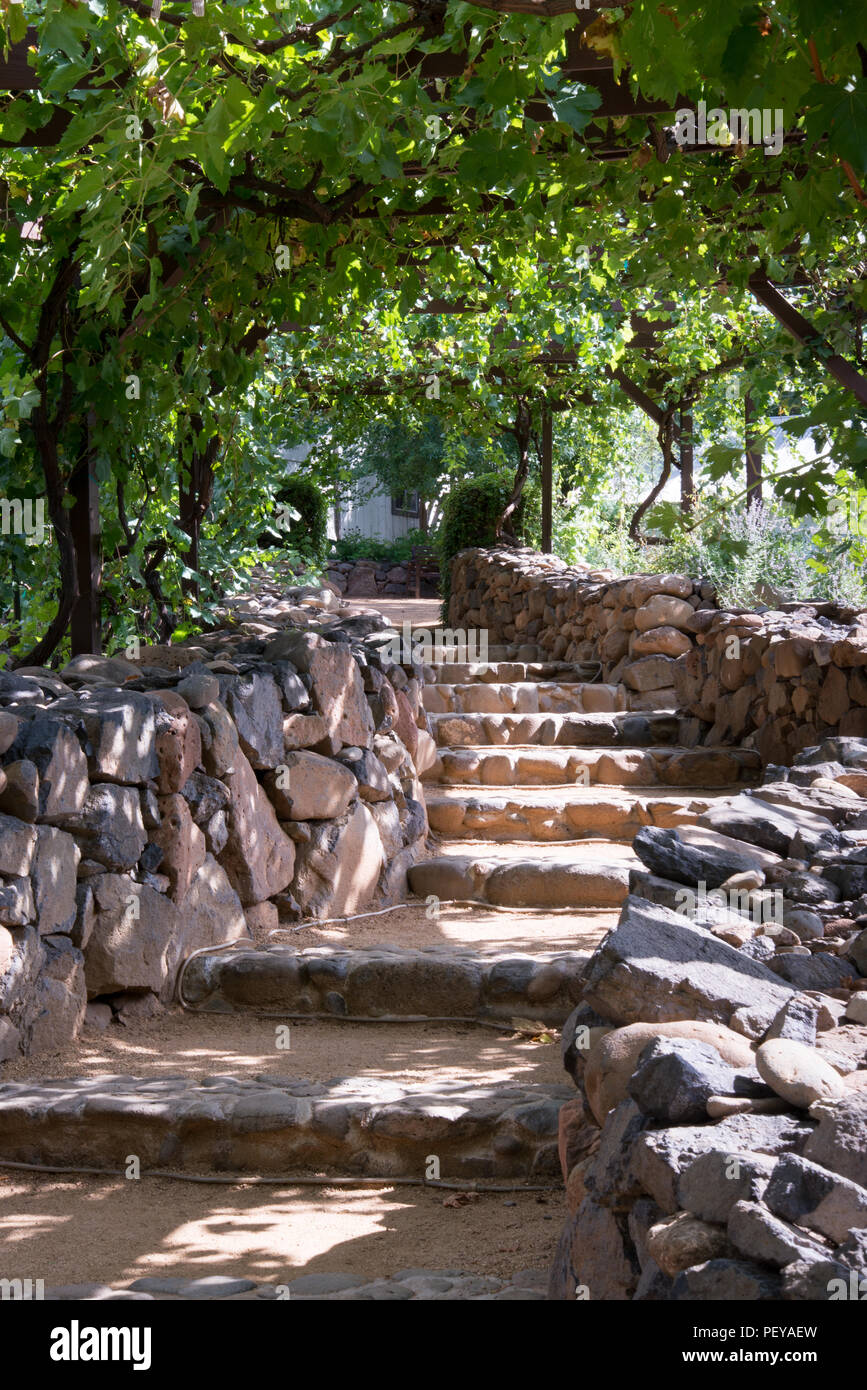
left=276, top=446, right=431, bottom=543
left=335, top=479, right=418, bottom=542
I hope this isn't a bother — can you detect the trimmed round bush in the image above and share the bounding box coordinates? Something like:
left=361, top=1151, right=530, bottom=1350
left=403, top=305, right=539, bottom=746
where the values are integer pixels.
left=260, top=474, right=329, bottom=562
left=438, top=471, right=541, bottom=615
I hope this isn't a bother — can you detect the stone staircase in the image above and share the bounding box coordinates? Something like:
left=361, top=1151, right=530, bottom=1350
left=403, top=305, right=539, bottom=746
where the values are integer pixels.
left=410, top=656, right=762, bottom=909
left=0, top=643, right=767, bottom=1295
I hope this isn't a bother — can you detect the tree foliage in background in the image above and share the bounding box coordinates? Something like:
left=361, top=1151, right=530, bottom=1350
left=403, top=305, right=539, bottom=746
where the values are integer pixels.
left=0, top=0, right=865, bottom=658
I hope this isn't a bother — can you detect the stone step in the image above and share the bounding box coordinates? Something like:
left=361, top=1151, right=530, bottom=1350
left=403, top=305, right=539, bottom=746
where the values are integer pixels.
left=182, top=943, right=587, bottom=1027
left=423, top=681, right=625, bottom=716
left=409, top=852, right=630, bottom=908
left=423, top=661, right=602, bottom=686
left=0, top=1074, right=572, bottom=1179
left=424, top=786, right=733, bottom=840
left=429, top=710, right=694, bottom=749
left=424, top=744, right=762, bottom=789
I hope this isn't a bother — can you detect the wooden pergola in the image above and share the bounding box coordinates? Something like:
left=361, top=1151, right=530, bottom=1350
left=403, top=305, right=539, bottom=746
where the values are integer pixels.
left=0, top=2, right=864, bottom=651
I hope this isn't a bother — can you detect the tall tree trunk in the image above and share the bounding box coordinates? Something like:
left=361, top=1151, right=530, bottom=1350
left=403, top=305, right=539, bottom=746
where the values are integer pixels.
left=541, top=407, right=553, bottom=551
left=495, top=400, right=533, bottom=543
left=14, top=406, right=79, bottom=668
left=629, top=407, right=676, bottom=544
left=679, top=404, right=695, bottom=515
left=178, top=415, right=220, bottom=600
left=68, top=413, right=102, bottom=656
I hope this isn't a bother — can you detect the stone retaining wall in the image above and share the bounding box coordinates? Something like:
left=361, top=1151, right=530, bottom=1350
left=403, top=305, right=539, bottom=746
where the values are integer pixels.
left=326, top=556, right=440, bottom=600
left=449, top=548, right=867, bottom=762
left=0, top=582, right=435, bottom=1061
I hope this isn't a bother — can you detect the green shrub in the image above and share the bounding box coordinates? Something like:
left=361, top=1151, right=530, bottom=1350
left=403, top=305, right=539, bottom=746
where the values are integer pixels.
left=331, top=529, right=430, bottom=566
left=438, top=471, right=541, bottom=616
left=269, top=474, right=329, bottom=562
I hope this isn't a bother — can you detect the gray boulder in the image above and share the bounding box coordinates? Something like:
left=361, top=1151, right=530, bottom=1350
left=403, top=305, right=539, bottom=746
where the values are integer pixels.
left=764, top=1153, right=867, bottom=1243
left=628, top=1037, right=767, bottom=1124
left=803, top=1092, right=867, bottom=1187
left=632, top=827, right=762, bottom=890
left=671, top=1258, right=781, bottom=1300
left=582, top=895, right=795, bottom=1039
left=698, top=793, right=840, bottom=858
left=53, top=785, right=147, bottom=871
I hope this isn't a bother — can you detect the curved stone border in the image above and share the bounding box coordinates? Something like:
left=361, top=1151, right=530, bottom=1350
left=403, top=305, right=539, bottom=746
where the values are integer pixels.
left=0, top=1074, right=572, bottom=1178
left=182, top=943, right=589, bottom=1026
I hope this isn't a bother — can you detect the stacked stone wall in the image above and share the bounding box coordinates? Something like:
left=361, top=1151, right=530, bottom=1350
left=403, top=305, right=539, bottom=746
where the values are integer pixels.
left=0, top=585, right=434, bottom=1060
left=449, top=547, right=867, bottom=762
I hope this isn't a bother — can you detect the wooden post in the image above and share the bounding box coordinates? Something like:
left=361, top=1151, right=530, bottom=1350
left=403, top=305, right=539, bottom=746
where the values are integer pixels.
left=69, top=420, right=101, bottom=656
left=679, top=405, right=695, bottom=514
left=745, top=391, right=763, bottom=505
left=541, top=407, right=553, bottom=552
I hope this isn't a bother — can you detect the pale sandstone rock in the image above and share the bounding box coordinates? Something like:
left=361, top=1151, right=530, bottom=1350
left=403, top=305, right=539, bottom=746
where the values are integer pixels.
left=631, top=625, right=693, bottom=658
left=756, top=1038, right=846, bottom=1109
left=218, top=750, right=296, bottom=905
left=647, top=1212, right=729, bottom=1277
left=583, top=1020, right=756, bottom=1123
left=634, top=594, right=696, bottom=633
left=263, top=750, right=357, bottom=821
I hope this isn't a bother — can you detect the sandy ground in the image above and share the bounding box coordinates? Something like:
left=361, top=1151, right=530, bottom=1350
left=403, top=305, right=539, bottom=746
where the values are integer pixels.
left=261, top=898, right=618, bottom=953
left=0, top=1012, right=565, bottom=1086
left=0, top=1011, right=566, bottom=1289
left=345, top=596, right=442, bottom=628
left=0, top=1173, right=563, bottom=1288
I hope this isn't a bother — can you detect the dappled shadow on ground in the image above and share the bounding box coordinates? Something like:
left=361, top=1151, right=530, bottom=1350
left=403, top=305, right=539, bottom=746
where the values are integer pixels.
left=0, top=1013, right=564, bottom=1087
left=0, top=1171, right=562, bottom=1288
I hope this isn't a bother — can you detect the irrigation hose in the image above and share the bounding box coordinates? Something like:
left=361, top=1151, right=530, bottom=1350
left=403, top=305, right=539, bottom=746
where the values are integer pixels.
left=0, top=1158, right=559, bottom=1192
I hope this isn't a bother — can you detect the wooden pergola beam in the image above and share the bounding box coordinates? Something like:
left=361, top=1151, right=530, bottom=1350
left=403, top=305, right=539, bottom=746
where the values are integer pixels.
left=749, top=271, right=867, bottom=407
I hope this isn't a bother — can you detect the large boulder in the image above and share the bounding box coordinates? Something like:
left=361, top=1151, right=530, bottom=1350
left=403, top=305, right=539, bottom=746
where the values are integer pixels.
left=262, top=750, right=357, bottom=820
left=803, top=1092, right=867, bottom=1187
left=53, top=785, right=147, bottom=871
left=0, top=878, right=35, bottom=927
left=76, top=690, right=159, bottom=784
left=163, top=855, right=248, bottom=998
left=632, top=825, right=772, bottom=889
left=634, top=594, right=695, bottom=632
left=151, top=793, right=207, bottom=902
left=218, top=750, right=296, bottom=905
left=217, top=672, right=284, bottom=770
left=697, top=793, right=840, bottom=859
left=26, top=934, right=86, bottom=1052
left=289, top=801, right=384, bottom=918
left=582, top=1020, right=756, bottom=1122
left=147, top=689, right=202, bottom=793
left=84, top=875, right=179, bottom=996
left=198, top=700, right=241, bottom=777
left=265, top=631, right=375, bottom=749
left=582, top=895, right=795, bottom=1040
left=0, top=813, right=37, bottom=877
left=30, top=825, right=79, bottom=934
left=7, top=718, right=88, bottom=819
